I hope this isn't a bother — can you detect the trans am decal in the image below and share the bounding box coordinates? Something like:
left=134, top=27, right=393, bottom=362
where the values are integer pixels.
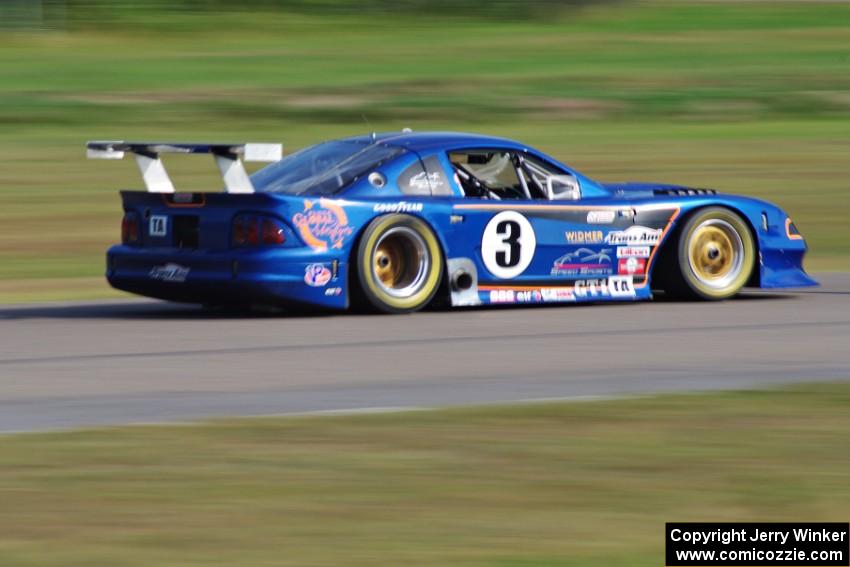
left=605, top=225, right=662, bottom=245
left=149, top=215, right=168, bottom=237
left=293, top=199, right=353, bottom=251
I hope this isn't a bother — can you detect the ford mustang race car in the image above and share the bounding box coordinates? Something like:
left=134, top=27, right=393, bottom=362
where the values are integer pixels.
left=89, top=131, right=816, bottom=313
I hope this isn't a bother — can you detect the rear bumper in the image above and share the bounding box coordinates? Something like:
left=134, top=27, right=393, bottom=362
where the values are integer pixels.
left=106, top=245, right=348, bottom=309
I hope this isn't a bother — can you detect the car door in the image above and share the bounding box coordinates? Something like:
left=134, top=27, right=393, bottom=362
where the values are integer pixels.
left=442, top=147, right=621, bottom=303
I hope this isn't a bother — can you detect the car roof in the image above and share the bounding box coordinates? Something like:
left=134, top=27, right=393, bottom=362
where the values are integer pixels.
left=327, top=131, right=612, bottom=197
left=342, top=131, right=528, bottom=153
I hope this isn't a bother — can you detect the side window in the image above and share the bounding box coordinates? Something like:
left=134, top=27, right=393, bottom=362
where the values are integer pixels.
left=397, top=160, right=431, bottom=196
left=446, top=149, right=579, bottom=201
left=396, top=155, right=454, bottom=196
left=422, top=156, right=452, bottom=196
left=449, top=150, right=530, bottom=200
left=521, top=155, right=581, bottom=201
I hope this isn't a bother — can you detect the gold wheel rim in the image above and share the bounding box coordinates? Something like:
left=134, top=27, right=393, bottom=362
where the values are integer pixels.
left=374, top=242, right=404, bottom=288
left=371, top=227, right=429, bottom=298
left=687, top=219, right=744, bottom=289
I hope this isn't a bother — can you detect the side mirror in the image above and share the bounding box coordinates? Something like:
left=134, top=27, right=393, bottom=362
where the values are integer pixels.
left=546, top=175, right=581, bottom=200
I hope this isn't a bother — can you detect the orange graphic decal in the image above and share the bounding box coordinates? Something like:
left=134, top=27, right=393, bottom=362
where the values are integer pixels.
left=785, top=218, right=804, bottom=240
left=292, top=199, right=353, bottom=251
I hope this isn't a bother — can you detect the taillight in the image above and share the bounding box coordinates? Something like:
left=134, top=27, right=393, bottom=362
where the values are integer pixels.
left=247, top=218, right=259, bottom=245
left=233, top=218, right=245, bottom=246
left=121, top=212, right=139, bottom=244
left=232, top=214, right=287, bottom=247
left=262, top=218, right=285, bottom=245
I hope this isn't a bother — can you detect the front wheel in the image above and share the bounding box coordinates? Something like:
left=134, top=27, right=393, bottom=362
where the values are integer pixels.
left=673, top=207, right=756, bottom=300
left=355, top=214, right=443, bottom=313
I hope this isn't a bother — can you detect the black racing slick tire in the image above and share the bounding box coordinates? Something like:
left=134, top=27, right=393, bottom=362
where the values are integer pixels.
left=672, top=207, right=756, bottom=300
left=356, top=214, right=443, bottom=314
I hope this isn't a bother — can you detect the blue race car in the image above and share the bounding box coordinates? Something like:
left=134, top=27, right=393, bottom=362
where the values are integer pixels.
left=89, top=131, right=816, bottom=313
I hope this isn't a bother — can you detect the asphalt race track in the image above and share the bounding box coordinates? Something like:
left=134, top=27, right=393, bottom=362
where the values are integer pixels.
left=1, top=274, right=849, bottom=433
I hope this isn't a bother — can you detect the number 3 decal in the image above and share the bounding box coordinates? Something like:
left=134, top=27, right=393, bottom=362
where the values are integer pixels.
left=481, top=211, right=536, bottom=279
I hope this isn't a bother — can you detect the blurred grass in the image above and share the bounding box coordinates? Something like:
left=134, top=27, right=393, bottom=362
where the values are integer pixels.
left=1, top=383, right=850, bottom=566
left=0, top=1, right=848, bottom=302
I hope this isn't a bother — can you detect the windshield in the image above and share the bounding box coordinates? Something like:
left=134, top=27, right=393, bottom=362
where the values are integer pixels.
left=250, top=140, right=405, bottom=195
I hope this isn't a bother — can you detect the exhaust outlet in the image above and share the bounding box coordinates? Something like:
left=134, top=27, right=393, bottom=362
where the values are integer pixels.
left=452, top=270, right=473, bottom=291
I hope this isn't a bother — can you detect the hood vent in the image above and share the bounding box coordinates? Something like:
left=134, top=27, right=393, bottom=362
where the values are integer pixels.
left=653, top=187, right=717, bottom=197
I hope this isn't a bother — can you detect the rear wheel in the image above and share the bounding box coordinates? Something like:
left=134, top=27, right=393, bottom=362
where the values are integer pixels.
left=356, top=214, right=443, bottom=313
left=673, top=207, right=755, bottom=300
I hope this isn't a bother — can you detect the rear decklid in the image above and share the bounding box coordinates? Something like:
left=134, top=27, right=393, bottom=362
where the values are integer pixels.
left=120, top=191, right=287, bottom=251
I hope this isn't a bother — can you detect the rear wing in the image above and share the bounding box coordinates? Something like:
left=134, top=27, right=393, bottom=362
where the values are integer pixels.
left=86, top=141, right=282, bottom=194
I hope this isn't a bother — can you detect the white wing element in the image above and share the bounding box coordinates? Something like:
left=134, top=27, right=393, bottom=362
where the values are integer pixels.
left=86, top=141, right=283, bottom=194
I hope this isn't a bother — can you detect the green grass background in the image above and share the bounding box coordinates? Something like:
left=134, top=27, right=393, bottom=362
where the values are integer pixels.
left=1, top=383, right=849, bottom=566
left=0, top=1, right=848, bottom=301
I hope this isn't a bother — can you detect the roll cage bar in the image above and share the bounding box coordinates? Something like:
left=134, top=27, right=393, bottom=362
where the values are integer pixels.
left=450, top=150, right=565, bottom=201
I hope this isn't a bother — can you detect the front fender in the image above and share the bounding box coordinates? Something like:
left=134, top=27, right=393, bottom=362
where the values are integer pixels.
left=677, top=196, right=817, bottom=289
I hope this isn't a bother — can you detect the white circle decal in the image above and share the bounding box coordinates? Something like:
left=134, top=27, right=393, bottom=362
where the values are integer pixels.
left=481, top=211, right=536, bottom=279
